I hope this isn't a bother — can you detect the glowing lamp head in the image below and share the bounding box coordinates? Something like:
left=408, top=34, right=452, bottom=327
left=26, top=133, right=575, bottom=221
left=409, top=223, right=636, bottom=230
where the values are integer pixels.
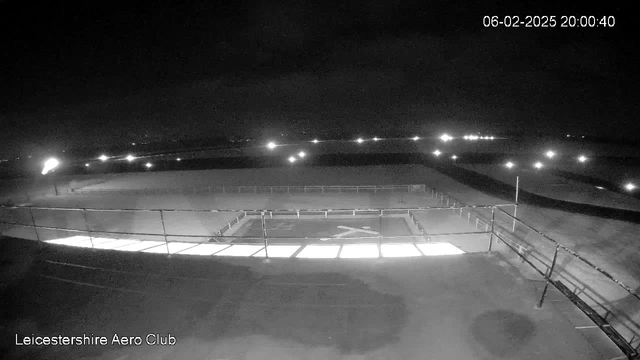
left=412, top=136, right=420, bottom=141
left=85, top=163, right=90, bottom=167
left=312, top=139, right=319, bottom=144
left=373, top=137, right=380, bottom=141
left=545, top=150, right=556, bottom=159
left=267, top=141, right=278, bottom=150
left=433, top=150, right=441, bottom=157
left=98, top=154, right=108, bottom=162
left=440, top=134, right=452, bottom=142
left=534, top=162, right=544, bottom=169
left=625, top=183, right=636, bottom=192
left=288, top=156, right=296, bottom=163
left=356, top=138, right=364, bottom=143
left=125, top=154, right=136, bottom=162
left=505, top=161, right=515, bottom=169
left=451, top=155, right=458, bottom=160
left=176, top=158, right=181, bottom=162
left=41, top=158, right=60, bottom=175
left=578, top=155, right=587, bottom=163
left=298, top=151, right=306, bottom=158
left=145, top=162, right=153, bottom=168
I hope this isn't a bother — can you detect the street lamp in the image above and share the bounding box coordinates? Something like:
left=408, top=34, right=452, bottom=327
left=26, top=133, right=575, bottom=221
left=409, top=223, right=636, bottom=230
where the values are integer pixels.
left=98, top=154, right=109, bottom=162
left=433, top=150, right=441, bottom=157
left=545, top=150, right=556, bottom=159
left=312, top=139, right=319, bottom=144
left=412, top=136, right=420, bottom=141
left=534, top=162, right=544, bottom=169
left=42, top=158, right=60, bottom=195
left=145, top=162, right=153, bottom=169
left=298, top=151, right=306, bottom=158
left=440, top=134, right=452, bottom=142
left=288, top=156, right=296, bottom=163
left=451, top=155, right=458, bottom=160
left=578, top=155, right=587, bottom=163
left=505, top=161, right=515, bottom=169
left=125, top=154, right=136, bottom=162
left=267, top=141, right=278, bottom=150
left=373, top=137, right=380, bottom=141
left=625, top=183, right=636, bottom=192
left=356, top=138, right=364, bottom=143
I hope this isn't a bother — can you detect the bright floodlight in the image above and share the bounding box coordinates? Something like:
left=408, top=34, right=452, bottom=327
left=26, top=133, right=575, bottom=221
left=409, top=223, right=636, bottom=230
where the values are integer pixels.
left=298, top=151, right=306, bottom=158
left=433, top=150, right=441, bottom=156
left=625, top=183, right=636, bottom=191
left=545, top=150, right=556, bottom=159
left=85, top=163, right=90, bottom=167
left=412, top=136, right=420, bottom=141
left=288, top=156, right=296, bottom=163
left=451, top=155, right=458, bottom=160
left=267, top=141, right=277, bottom=150
left=125, top=154, right=136, bottom=162
left=356, top=138, right=364, bottom=143
left=41, top=158, right=60, bottom=175
left=578, top=155, right=587, bottom=163
left=312, top=139, right=319, bottom=144
left=534, top=162, right=544, bottom=169
left=440, top=134, right=452, bottom=142
left=98, top=154, right=108, bottom=162
left=176, top=158, right=182, bottom=161
left=505, top=161, right=515, bottom=169
left=145, top=162, right=153, bottom=168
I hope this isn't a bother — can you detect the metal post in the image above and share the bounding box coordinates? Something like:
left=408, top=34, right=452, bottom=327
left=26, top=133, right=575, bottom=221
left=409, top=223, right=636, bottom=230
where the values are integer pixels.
left=488, top=207, right=496, bottom=251
left=261, top=211, right=269, bottom=259
left=159, top=210, right=170, bottom=256
left=378, top=210, right=383, bottom=256
left=537, top=245, right=560, bottom=308
left=513, top=176, right=519, bottom=232
left=28, top=207, right=41, bottom=242
left=81, top=209, right=95, bottom=249
left=468, top=212, right=471, bottom=223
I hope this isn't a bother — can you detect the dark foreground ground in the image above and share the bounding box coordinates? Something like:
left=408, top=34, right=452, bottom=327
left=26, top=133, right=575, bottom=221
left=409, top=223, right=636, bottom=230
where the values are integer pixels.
left=1, top=237, right=603, bottom=360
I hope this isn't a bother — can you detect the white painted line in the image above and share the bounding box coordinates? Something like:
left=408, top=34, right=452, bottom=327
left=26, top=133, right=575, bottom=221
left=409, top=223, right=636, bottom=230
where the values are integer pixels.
left=416, top=243, right=465, bottom=256
left=380, top=243, right=422, bottom=257
left=252, top=245, right=301, bottom=258
left=339, top=243, right=379, bottom=258
left=116, top=241, right=165, bottom=252
left=93, top=239, right=141, bottom=249
left=175, top=243, right=231, bottom=256
left=214, top=244, right=264, bottom=257
left=296, top=245, right=340, bottom=259
left=142, top=242, right=199, bottom=254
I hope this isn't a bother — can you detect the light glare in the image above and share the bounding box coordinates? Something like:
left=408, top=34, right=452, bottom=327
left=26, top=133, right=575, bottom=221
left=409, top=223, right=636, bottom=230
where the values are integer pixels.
left=98, top=154, right=109, bottom=162
left=433, top=150, right=441, bottom=156
left=288, top=156, right=296, bottom=163
left=625, top=183, right=636, bottom=191
left=545, top=150, right=556, bottom=159
left=505, top=161, right=515, bottom=169
left=534, top=162, right=544, bottom=169
left=267, top=141, right=277, bottom=149
left=41, top=158, right=60, bottom=175
left=578, top=155, right=587, bottom=163
left=125, top=154, right=135, bottom=162
left=298, top=151, right=306, bottom=158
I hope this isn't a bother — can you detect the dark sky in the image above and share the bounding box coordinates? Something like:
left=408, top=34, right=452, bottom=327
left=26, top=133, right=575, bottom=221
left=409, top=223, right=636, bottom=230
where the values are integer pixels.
left=0, top=0, right=636, bottom=156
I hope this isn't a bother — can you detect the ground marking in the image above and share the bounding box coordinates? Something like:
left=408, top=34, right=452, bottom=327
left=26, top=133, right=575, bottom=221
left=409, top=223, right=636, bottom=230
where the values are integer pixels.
left=321, top=225, right=379, bottom=240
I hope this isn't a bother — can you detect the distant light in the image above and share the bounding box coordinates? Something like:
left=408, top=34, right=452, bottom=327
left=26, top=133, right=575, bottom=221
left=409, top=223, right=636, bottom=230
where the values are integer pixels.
left=566, top=134, right=571, bottom=138
left=41, top=158, right=60, bottom=175
left=288, top=156, right=296, bottom=163
left=545, top=150, right=556, bottom=159
left=578, top=155, right=587, bottom=163
left=595, top=186, right=605, bottom=190
left=373, top=137, right=380, bottom=141
left=176, top=158, right=181, bottom=161
left=312, top=139, right=319, bottom=144
left=85, top=163, right=90, bottom=167
left=125, top=154, right=136, bottom=162
left=145, top=162, right=153, bottom=168
left=582, top=136, right=585, bottom=139
left=412, top=136, right=420, bottom=141
left=463, top=135, right=469, bottom=140
left=433, top=150, right=441, bottom=157
left=505, top=161, right=515, bottom=169
left=451, top=155, right=458, bottom=160
left=98, top=154, right=109, bottom=162
left=267, top=141, right=278, bottom=150
left=440, top=134, right=452, bottom=142
left=625, top=183, right=636, bottom=192
left=131, top=142, right=136, bottom=146
left=490, top=136, right=495, bottom=140
left=356, top=138, right=364, bottom=143
left=298, top=151, right=306, bottom=158
left=534, top=162, right=544, bottom=169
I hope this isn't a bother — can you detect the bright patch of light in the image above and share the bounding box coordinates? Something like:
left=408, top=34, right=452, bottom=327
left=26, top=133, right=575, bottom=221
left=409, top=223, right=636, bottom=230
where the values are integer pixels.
left=298, top=151, right=306, bottom=158
left=505, top=161, right=515, bottom=169
left=595, top=186, right=605, bottom=190
left=356, top=138, right=364, bottom=143
left=416, top=242, right=465, bottom=256
left=267, top=141, right=278, bottom=149
left=98, top=154, right=109, bottom=162
left=176, top=244, right=231, bottom=256
left=93, top=239, right=141, bottom=250
left=85, top=163, right=90, bottom=167
left=41, top=158, right=60, bottom=175
left=578, top=155, right=587, bottom=163
left=373, top=136, right=380, bottom=141
left=296, top=245, right=340, bottom=259
left=253, top=245, right=301, bottom=258
left=440, top=134, right=452, bottom=142
left=463, top=135, right=469, bottom=140
left=131, top=142, right=136, bottom=146
left=451, top=155, right=458, bottom=160
left=45, top=236, right=91, bottom=247
left=412, top=136, right=420, bottom=141
left=288, top=156, right=296, bottom=163
left=534, top=162, right=544, bottom=169
left=312, top=139, right=319, bottom=144
left=545, top=150, right=556, bottom=159
left=142, top=242, right=197, bottom=254
left=125, top=154, right=136, bottom=162
left=214, top=244, right=264, bottom=257
left=380, top=243, right=422, bottom=257
left=145, top=162, right=153, bottom=168
left=117, top=241, right=165, bottom=252
left=433, top=150, right=441, bottom=156
left=490, top=136, right=495, bottom=140
left=339, top=244, right=379, bottom=258
left=625, top=183, right=636, bottom=192
left=176, top=158, right=182, bottom=161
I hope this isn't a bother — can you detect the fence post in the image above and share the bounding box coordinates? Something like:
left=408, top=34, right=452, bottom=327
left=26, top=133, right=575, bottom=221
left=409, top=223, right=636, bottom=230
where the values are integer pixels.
left=488, top=207, right=496, bottom=251
left=159, top=210, right=170, bottom=256
left=28, top=207, right=41, bottom=242
left=81, top=209, right=95, bottom=249
left=537, top=244, right=560, bottom=308
left=261, top=211, right=269, bottom=259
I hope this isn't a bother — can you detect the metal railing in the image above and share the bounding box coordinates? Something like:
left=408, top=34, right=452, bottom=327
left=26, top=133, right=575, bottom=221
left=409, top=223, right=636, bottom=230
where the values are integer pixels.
left=68, top=184, right=427, bottom=196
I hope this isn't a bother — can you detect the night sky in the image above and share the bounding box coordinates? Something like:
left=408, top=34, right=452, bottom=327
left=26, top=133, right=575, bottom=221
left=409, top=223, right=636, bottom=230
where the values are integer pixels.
left=0, top=0, right=636, bottom=156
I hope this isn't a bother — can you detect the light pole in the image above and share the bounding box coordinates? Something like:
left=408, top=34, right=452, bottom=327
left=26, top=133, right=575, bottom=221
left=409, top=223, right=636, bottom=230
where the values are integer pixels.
left=42, top=158, right=60, bottom=196
left=513, top=176, right=519, bottom=231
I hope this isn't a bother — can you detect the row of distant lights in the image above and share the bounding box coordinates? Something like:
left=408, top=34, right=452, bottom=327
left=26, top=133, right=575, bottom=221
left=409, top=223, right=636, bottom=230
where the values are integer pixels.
left=266, top=142, right=307, bottom=164
left=92, top=154, right=157, bottom=169
left=462, top=135, right=494, bottom=141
